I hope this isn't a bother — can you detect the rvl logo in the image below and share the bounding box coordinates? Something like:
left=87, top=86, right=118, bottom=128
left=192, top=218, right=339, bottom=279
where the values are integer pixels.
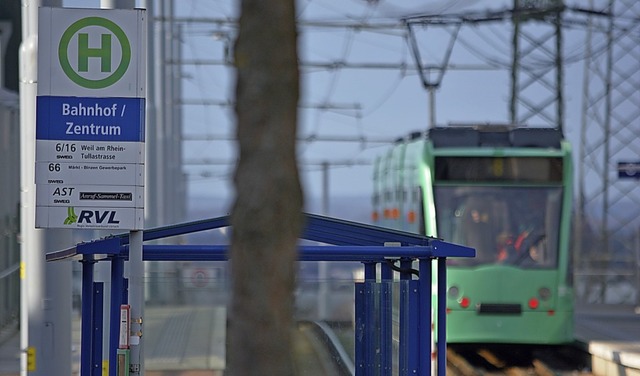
left=58, top=17, right=131, bottom=89
left=65, top=207, right=120, bottom=225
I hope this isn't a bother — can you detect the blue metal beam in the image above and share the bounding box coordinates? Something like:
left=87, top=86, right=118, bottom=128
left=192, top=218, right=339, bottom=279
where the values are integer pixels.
left=47, top=214, right=464, bottom=261
left=430, top=239, right=475, bottom=258
left=117, top=245, right=453, bottom=262
left=303, top=213, right=434, bottom=246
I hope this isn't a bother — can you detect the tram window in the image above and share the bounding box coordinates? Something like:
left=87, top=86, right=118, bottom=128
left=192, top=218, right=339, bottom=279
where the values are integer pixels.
left=435, top=186, right=562, bottom=268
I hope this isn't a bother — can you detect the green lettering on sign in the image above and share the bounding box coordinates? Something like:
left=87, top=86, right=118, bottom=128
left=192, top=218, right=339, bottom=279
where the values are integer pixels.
left=58, top=16, right=131, bottom=89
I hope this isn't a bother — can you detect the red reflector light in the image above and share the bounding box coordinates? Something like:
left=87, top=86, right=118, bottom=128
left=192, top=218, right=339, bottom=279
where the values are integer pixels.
left=446, top=308, right=452, bottom=314
left=528, top=298, right=539, bottom=309
left=459, top=297, right=470, bottom=309
left=547, top=310, right=555, bottom=316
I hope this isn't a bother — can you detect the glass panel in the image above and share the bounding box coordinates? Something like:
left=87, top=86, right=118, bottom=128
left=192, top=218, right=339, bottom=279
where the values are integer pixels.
left=71, top=262, right=427, bottom=375
left=435, top=186, right=563, bottom=268
left=70, top=261, right=362, bottom=375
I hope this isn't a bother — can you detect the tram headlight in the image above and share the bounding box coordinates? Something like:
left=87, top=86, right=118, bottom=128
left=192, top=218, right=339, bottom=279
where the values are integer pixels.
left=448, top=286, right=459, bottom=299
left=538, top=287, right=552, bottom=301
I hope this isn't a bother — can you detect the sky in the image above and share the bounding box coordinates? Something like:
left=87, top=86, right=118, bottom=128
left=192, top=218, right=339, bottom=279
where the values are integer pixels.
left=61, top=0, right=638, bottom=221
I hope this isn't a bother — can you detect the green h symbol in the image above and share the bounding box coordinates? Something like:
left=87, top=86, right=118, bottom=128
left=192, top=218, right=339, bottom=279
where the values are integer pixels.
left=77, top=33, right=112, bottom=72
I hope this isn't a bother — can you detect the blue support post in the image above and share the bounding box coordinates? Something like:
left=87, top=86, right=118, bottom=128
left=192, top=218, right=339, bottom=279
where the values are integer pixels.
left=437, top=258, right=447, bottom=376
left=361, top=261, right=381, bottom=375
left=109, top=256, right=125, bottom=376
left=123, top=278, right=129, bottom=304
left=398, top=281, right=408, bottom=375
left=364, top=262, right=376, bottom=281
left=418, top=258, right=432, bottom=376
left=80, top=255, right=95, bottom=376
left=398, top=259, right=412, bottom=375
left=354, top=283, right=365, bottom=376
left=380, top=262, right=393, bottom=375
left=363, top=262, right=377, bottom=375
left=365, top=280, right=378, bottom=375
left=92, top=282, right=104, bottom=376
left=406, top=279, right=420, bottom=375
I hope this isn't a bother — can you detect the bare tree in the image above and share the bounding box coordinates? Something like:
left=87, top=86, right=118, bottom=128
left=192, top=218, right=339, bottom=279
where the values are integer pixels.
left=227, top=0, right=303, bottom=375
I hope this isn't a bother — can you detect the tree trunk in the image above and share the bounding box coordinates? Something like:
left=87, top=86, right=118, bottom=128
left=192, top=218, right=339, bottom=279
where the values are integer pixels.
left=227, top=0, right=302, bottom=375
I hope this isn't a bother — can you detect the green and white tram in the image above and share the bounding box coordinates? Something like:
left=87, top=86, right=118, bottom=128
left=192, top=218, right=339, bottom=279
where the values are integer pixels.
left=373, top=125, right=573, bottom=344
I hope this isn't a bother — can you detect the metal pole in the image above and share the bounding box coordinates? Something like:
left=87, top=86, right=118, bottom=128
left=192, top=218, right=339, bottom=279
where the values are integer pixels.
left=44, top=230, right=72, bottom=375
left=109, top=256, right=125, bottom=376
left=577, top=0, right=594, bottom=304
left=318, top=162, right=329, bottom=320
left=80, top=256, right=95, bottom=376
left=322, top=161, right=329, bottom=215
left=510, top=0, right=520, bottom=124
left=380, top=262, right=392, bottom=374
left=128, top=231, right=144, bottom=376
left=554, top=6, right=564, bottom=134
left=437, top=258, right=447, bottom=376
left=428, top=86, right=436, bottom=128
left=399, top=259, right=412, bottom=374
left=21, top=1, right=72, bottom=375
left=418, top=258, right=432, bottom=376
left=636, top=228, right=640, bottom=312
left=99, top=4, right=146, bottom=376
left=600, top=0, right=615, bottom=303
left=20, top=2, right=42, bottom=375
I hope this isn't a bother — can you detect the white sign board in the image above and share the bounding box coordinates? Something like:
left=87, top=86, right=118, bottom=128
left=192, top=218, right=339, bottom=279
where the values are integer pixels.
left=36, top=7, right=146, bottom=230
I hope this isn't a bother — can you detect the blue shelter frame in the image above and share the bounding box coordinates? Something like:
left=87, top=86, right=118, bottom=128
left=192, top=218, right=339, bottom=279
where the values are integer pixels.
left=47, top=213, right=474, bottom=376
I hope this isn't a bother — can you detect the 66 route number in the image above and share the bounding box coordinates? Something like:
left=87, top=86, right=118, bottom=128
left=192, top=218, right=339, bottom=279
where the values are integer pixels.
left=56, top=143, right=76, bottom=152
left=48, top=163, right=61, bottom=172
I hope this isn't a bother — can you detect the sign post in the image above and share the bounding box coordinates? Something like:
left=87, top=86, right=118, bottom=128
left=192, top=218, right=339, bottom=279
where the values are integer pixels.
left=37, top=7, right=146, bottom=376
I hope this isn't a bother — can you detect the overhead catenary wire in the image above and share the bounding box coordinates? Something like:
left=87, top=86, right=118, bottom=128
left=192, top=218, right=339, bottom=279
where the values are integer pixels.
left=169, top=0, right=637, bottom=193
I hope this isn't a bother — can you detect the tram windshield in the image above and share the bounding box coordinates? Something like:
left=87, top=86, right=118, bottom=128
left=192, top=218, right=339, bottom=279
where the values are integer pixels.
left=434, top=186, right=563, bottom=268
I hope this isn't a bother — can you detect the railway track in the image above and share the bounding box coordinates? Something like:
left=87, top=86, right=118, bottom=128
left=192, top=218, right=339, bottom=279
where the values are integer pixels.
left=297, top=321, right=595, bottom=376
left=294, top=321, right=353, bottom=376
left=447, top=344, right=592, bottom=375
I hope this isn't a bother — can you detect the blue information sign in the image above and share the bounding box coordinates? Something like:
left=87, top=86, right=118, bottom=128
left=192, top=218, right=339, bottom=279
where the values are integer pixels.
left=36, top=96, right=145, bottom=142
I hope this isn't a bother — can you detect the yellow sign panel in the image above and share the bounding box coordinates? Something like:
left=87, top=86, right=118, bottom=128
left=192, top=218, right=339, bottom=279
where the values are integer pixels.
left=27, top=346, right=36, bottom=371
